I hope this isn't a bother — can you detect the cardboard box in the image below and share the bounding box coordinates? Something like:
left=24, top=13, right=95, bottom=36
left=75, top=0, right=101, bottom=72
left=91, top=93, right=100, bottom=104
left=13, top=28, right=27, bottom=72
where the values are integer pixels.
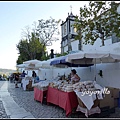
left=77, top=97, right=86, bottom=108
left=107, top=87, right=120, bottom=99
left=107, top=87, right=113, bottom=97
left=99, top=94, right=111, bottom=108
left=109, top=97, right=114, bottom=108
left=113, top=88, right=120, bottom=98
left=114, top=98, right=118, bottom=107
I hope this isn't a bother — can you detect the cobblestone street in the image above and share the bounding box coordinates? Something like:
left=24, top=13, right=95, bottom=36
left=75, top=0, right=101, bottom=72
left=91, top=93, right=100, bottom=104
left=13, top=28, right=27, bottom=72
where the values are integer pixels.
left=8, top=82, right=68, bottom=118
left=0, top=81, right=10, bottom=118
left=0, top=81, right=120, bottom=118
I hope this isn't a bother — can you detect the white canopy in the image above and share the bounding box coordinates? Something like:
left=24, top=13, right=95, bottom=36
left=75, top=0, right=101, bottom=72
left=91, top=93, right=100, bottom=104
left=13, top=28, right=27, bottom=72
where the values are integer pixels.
left=42, top=58, right=57, bottom=68
left=35, top=58, right=57, bottom=69
left=16, top=64, right=28, bottom=68
left=66, top=50, right=120, bottom=64
left=66, top=49, right=120, bottom=81
left=24, top=64, right=40, bottom=70
left=35, top=61, right=46, bottom=68
left=23, top=59, right=41, bottom=64
left=21, top=59, right=42, bottom=70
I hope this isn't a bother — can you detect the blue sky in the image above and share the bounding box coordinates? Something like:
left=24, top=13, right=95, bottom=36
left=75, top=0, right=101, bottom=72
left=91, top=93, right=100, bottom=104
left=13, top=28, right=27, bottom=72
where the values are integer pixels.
left=0, top=1, right=89, bottom=70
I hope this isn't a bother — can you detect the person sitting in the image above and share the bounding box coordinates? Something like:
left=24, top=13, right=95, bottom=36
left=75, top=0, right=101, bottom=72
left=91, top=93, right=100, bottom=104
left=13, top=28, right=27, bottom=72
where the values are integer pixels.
left=71, top=69, right=80, bottom=84
left=34, top=76, right=40, bottom=83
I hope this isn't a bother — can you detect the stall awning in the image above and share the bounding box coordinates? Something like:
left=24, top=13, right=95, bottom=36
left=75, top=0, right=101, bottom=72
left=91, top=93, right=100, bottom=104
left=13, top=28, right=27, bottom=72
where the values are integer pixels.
left=50, top=55, right=93, bottom=67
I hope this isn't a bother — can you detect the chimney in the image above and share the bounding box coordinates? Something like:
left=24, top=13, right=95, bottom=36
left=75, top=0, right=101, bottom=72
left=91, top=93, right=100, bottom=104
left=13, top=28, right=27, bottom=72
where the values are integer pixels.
left=50, top=49, right=54, bottom=58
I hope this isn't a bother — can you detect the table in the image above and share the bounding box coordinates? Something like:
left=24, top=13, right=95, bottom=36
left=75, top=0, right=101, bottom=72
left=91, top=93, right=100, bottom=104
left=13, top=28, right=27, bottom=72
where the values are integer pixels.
left=34, top=87, right=48, bottom=103
left=74, top=86, right=102, bottom=117
left=47, top=86, right=78, bottom=117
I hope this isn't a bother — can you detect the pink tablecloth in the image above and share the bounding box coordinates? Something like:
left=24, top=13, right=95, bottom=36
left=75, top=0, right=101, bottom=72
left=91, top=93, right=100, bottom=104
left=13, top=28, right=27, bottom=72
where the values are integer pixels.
left=34, top=87, right=47, bottom=103
left=47, top=86, right=78, bottom=116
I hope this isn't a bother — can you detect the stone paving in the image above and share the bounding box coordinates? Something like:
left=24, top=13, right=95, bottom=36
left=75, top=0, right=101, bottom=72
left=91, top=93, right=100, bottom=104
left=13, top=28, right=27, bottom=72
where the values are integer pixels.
left=0, top=81, right=35, bottom=119
left=0, top=81, right=10, bottom=118
left=1, top=81, right=120, bottom=118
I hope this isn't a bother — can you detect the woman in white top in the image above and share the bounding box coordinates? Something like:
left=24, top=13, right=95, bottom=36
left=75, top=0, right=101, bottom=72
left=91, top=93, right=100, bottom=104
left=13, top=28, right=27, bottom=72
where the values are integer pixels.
left=71, top=69, right=80, bottom=83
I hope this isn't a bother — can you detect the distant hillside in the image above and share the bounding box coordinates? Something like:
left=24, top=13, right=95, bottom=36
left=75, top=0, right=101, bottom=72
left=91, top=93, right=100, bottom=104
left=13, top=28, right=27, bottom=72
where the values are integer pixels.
left=0, top=68, right=16, bottom=76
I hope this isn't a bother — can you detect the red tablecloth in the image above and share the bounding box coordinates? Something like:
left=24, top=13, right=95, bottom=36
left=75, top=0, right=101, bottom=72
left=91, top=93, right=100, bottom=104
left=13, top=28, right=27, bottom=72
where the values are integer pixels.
left=47, top=86, right=78, bottom=116
left=34, top=87, right=47, bottom=103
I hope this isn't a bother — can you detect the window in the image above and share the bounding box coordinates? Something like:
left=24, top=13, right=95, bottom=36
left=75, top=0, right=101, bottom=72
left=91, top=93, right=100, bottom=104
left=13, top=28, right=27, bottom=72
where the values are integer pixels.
left=64, top=24, right=66, bottom=35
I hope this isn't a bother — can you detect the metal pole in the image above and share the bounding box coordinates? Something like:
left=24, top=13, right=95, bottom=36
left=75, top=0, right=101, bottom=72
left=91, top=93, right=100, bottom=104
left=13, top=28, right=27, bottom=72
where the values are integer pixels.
left=94, top=58, right=96, bottom=81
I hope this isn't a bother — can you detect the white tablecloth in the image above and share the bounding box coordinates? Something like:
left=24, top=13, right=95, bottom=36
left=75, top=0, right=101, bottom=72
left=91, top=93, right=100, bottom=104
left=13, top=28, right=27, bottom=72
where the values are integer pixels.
left=74, top=90, right=96, bottom=110
left=76, top=105, right=101, bottom=117
left=22, top=79, right=30, bottom=90
left=74, top=83, right=104, bottom=110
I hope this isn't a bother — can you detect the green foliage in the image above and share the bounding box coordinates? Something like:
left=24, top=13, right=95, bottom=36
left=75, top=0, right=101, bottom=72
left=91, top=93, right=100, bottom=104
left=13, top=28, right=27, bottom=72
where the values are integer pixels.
left=73, top=1, right=120, bottom=46
left=41, top=55, right=50, bottom=61
left=55, top=52, right=68, bottom=57
left=16, top=31, right=46, bottom=64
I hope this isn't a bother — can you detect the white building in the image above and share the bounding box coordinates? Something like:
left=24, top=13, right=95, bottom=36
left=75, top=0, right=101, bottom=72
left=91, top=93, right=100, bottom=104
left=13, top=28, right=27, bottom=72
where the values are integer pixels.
left=60, top=9, right=120, bottom=89
left=60, top=11, right=120, bottom=53
left=61, top=12, right=80, bottom=54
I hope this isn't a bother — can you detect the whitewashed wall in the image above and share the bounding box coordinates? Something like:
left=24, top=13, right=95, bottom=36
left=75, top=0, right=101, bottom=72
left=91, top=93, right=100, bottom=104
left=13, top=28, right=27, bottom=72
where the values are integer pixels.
left=52, top=67, right=71, bottom=78
left=38, top=68, right=53, bottom=80
left=92, top=62, right=120, bottom=89
left=62, top=35, right=114, bottom=53
left=71, top=40, right=79, bottom=51
left=82, top=38, right=112, bottom=51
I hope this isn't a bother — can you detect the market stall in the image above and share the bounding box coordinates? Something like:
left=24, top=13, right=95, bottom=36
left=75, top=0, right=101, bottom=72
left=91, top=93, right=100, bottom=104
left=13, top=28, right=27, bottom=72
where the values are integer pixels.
left=73, top=81, right=103, bottom=117
left=64, top=50, right=120, bottom=116
left=33, top=80, right=52, bottom=103
left=47, top=86, right=78, bottom=116
left=34, top=87, right=47, bottom=104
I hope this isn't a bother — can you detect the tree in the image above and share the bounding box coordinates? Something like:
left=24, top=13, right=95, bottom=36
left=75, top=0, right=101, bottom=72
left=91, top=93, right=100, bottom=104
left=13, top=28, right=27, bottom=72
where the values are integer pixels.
left=37, top=17, right=61, bottom=55
left=73, top=1, right=120, bottom=46
left=16, top=27, right=46, bottom=64
left=55, top=52, right=68, bottom=57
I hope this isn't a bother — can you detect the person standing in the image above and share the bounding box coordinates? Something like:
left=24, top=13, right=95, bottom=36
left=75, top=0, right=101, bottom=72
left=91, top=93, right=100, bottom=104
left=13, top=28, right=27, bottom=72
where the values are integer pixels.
left=21, top=71, right=27, bottom=87
left=32, top=71, right=40, bottom=83
left=14, top=73, right=19, bottom=88
left=32, top=71, right=37, bottom=78
left=21, top=71, right=27, bottom=77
